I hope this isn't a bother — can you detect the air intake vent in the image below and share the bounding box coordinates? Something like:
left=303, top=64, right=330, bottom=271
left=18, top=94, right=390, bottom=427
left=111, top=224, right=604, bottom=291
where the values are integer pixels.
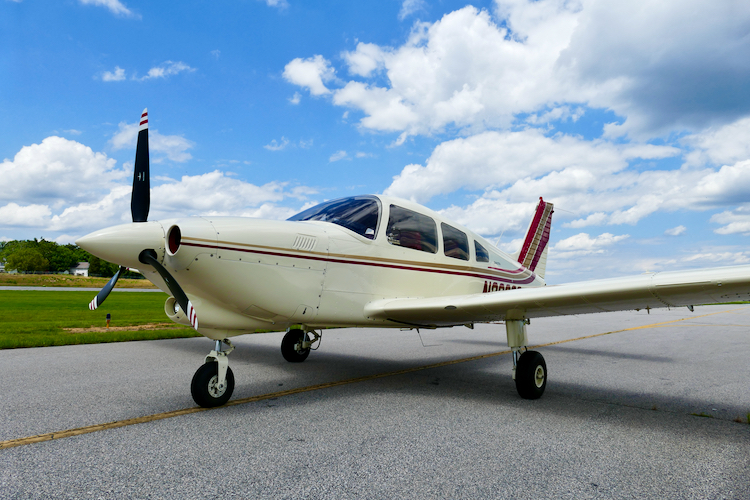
left=292, top=235, right=317, bottom=252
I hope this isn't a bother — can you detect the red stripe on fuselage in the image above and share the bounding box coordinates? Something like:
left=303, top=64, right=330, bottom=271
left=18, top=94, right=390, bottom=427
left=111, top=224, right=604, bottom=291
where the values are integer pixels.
left=182, top=241, right=537, bottom=285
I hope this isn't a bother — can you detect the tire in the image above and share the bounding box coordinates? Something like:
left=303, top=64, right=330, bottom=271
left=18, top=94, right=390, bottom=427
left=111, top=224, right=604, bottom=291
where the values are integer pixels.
left=281, top=329, right=311, bottom=362
left=191, top=361, right=235, bottom=408
left=515, top=350, right=547, bottom=400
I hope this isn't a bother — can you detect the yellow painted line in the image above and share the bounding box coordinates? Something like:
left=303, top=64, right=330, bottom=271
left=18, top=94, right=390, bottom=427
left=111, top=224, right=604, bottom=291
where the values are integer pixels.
left=1, top=307, right=742, bottom=450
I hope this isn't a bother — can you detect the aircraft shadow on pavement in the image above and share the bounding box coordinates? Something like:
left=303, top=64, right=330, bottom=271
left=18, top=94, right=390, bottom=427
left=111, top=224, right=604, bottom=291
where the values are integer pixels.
left=150, top=337, right=750, bottom=429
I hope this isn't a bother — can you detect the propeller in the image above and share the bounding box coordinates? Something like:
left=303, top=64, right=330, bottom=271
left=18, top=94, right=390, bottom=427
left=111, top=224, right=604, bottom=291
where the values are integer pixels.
left=88, top=265, right=127, bottom=310
left=86, top=108, right=199, bottom=331
left=88, top=109, right=150, bottom=310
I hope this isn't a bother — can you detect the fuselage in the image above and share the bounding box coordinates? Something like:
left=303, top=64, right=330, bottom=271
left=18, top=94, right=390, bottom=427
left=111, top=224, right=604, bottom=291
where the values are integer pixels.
left=77, top=195, right=544, bottom=340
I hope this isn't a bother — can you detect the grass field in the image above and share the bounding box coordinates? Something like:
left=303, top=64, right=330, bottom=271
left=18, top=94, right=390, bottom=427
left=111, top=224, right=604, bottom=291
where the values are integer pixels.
left=0, top=290, right=200, bottom=349
left=0, top=273, right=157, bottom=288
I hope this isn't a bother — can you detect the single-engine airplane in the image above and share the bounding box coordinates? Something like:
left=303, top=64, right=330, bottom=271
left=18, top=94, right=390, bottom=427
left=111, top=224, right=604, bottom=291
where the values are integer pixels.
left=78, top=109, right=750, bottom=408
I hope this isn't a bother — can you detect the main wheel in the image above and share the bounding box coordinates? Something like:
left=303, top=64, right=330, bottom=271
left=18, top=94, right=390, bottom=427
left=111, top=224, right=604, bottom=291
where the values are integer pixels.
left=281, top=329, right=311, bottom=362
left=515, top=350, right=546, bottom=399
left=191, top=361, right=235, bottom=408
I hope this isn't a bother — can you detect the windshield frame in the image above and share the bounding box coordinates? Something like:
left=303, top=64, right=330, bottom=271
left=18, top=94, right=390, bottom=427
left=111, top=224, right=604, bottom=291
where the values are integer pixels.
left=287, top=195, right=382, bottom=240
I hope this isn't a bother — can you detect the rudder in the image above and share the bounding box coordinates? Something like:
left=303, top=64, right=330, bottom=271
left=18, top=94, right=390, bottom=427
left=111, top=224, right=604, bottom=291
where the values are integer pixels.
left=516, top=197, right=554, bottom=278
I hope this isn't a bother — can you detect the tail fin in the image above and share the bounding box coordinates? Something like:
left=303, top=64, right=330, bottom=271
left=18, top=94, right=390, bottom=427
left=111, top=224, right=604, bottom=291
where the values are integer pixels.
left=515, top=197, right=554, bottom=278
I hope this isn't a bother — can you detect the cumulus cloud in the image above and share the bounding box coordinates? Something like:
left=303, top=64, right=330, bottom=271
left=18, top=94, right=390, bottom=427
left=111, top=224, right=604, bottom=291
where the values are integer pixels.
left=383, top=128, right=678, bottom=203
left=283, top=55, right=335, bottom=96
left=0, top=137, right=318, bottom=237
left=553, top=232, right=629, bottom=257
left=101, top=66, right=126, bottom=81
left=0, top=136, right=127, bottom=207
left=285, top=1, right=750, bottom=140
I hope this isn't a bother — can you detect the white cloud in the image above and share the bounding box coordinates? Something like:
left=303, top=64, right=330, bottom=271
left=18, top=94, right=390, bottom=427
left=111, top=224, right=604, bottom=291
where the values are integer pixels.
left=383, top=128, right=678, bottom=203
left=682, top=117, right=750, bottom=168
left=286, top=1, right=750, bottom=140
left=264, top=137, right=290, bottom=151
left=343, top=43, right=387, bottom=77
left=710, top=208, right=750, bottom=235
left=101, top=66, right=126, bottom=81
left=110, top=122, right=194, bottom=163
left=136, top=61, right=195, bottom=81
left=399, top=0, right=425, bottom=21
left=283, top=55, right=335, bottom=96
left=79, top=0, right=136, bottom=17
left=0, top=203, right=52, bottom=227
left=329, top=150, right=348, bottom=162
left=553, top=232, right=629, bottom=257
left=0, top=136, right=127, bottom=207
left=260, top=0, right=288, bottom=8
left=289, top=92, right=302, bottom=105
left=0, top=137, right=318, bottom=237
left=665, top=225, right=686, bottom=236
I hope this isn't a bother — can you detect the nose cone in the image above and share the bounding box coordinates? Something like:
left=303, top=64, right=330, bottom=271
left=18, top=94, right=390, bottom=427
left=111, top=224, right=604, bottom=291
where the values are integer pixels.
left=77, top=222, right=165, bottom=269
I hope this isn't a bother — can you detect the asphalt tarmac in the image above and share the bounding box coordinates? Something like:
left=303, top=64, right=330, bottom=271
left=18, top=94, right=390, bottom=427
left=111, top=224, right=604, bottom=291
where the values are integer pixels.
left=1, top=305, right=749, bottom=499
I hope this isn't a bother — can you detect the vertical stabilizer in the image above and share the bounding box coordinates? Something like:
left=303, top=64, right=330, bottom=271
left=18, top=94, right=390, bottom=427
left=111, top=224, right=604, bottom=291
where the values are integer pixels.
left=516, top=197, right=554, bottom=278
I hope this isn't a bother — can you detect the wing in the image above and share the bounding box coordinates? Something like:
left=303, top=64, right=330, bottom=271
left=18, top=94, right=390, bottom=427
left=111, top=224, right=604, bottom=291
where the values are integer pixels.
left=364, top=265, right=750, bottom=327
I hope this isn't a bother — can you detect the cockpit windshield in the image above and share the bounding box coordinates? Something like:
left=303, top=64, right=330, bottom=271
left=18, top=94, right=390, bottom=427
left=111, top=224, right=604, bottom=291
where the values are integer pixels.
left=288, top=196, right=381, bottom=240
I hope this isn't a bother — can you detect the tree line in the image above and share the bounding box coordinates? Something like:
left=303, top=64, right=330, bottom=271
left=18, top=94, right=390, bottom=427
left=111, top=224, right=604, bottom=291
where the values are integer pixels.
left=0, top=239, right=139, bottom=278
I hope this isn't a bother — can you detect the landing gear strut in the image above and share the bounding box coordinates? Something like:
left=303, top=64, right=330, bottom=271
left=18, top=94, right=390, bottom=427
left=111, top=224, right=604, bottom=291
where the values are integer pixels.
left=191, top=339, right=235, bottom=407
left=506, top=318, right=547, bottom=399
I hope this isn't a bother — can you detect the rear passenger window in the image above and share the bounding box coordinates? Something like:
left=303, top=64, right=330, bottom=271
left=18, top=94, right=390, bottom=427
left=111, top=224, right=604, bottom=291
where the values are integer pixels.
left=441, top=223, right=469, bottom=261
left=474, top=241, right=489, bottom=262
left=387, top=205, right=437, bottom=253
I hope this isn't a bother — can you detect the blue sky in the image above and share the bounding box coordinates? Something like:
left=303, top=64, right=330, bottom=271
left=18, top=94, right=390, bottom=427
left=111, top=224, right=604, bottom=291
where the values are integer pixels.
left=3, top=0, right=750, bottom=284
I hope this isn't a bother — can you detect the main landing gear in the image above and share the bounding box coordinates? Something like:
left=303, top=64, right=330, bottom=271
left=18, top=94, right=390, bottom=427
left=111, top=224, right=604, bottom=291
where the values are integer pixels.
left=281, top=327, right=320, bottom=363
left=191, top=339, right=235, bottom=407
left=506, top=318, right=547, bottom=399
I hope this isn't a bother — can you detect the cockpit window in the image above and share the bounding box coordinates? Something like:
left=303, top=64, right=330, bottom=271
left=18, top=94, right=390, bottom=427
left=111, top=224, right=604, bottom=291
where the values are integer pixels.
left=386, top=205, right=437, bottom=253
left=288, top=196, right=381, bottom=240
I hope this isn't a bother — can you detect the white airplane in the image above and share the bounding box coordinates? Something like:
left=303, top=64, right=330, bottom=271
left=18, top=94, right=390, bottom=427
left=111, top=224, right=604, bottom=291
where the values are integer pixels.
left=78, top=109, right=750, bottom=408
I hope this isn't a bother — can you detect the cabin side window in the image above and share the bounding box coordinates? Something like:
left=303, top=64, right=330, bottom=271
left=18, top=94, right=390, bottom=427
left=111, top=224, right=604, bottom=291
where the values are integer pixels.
left=386, top=205, right=437, bottom=253
left=441, top=223, right=469, bottom=261
left=474, top=241, right=490, bottom=262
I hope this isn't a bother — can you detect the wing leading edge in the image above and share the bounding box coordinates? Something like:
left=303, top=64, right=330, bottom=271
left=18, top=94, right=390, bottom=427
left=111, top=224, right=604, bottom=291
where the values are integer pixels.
left=364, top=265, right=750, bottom=328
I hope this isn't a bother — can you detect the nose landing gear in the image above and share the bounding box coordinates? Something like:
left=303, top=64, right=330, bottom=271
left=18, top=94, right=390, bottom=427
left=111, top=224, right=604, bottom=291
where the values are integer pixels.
left=191, top=339, right=235, bottom=407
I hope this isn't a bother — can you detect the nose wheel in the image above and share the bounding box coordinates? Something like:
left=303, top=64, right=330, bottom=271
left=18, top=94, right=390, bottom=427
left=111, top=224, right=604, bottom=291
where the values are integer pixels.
left=191, top=339, right=235, bottom=407
left=191, top=361, right=235, bottom=407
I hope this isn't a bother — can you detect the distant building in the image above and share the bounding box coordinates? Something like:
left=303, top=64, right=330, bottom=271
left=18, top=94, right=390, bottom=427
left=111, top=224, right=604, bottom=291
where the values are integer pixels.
left=70, top=262, right=90, bottom=277
left=0, top=262, right=5, bottom=273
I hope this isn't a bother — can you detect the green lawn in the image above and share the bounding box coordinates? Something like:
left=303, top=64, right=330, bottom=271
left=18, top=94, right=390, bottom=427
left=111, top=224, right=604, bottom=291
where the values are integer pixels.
left=0, top=290, right=200, bottom=349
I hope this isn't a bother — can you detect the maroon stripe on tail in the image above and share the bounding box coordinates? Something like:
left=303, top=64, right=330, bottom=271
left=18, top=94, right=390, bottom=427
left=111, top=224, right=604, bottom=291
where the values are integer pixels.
left=518, top=198, right=547, bottom=264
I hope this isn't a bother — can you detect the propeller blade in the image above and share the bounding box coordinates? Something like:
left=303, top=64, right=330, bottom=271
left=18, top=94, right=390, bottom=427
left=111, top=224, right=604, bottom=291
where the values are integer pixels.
left=139, top=249, right=198, bottom=330
left=131, top=108, right=150, bottom=223
left=89, top=266, right=127, bottom=310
